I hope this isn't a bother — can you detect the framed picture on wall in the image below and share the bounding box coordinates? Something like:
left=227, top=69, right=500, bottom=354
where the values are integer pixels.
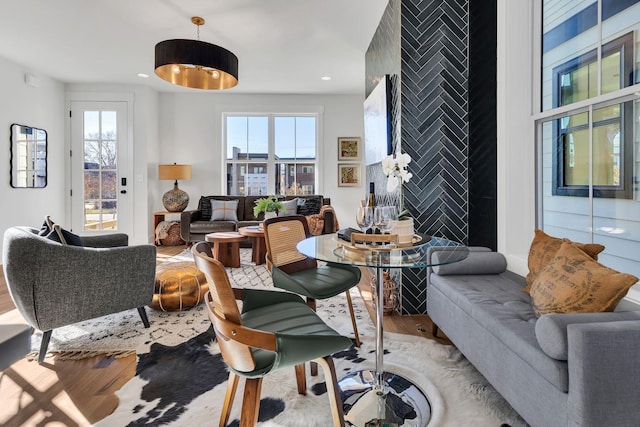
left=338, top=137, right=362, bottom=161
left=338, top=163, right=361, bottom=187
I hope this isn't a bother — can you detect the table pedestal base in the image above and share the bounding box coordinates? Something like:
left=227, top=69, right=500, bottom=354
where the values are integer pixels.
left=339, top=369, right=431, bottom=427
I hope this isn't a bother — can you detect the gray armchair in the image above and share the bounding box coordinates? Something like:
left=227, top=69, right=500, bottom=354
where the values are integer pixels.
left=2, top=226, right=157, bottom=362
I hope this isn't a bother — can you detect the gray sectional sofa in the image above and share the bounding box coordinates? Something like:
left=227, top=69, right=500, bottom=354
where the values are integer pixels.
left=427, top=247, right=640, bottom=427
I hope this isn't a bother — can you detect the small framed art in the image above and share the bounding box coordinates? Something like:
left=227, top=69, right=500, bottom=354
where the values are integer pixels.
left=338, top=163, right=361, bottom=187
left=338, top=137, right=362, bottom=161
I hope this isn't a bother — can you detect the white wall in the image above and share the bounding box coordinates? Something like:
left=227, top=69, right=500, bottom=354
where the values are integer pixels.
left=497, top=0, right=536, bottom=275
left=0, top=56, right=65, bottom=256
left=156, top=92, right=366, bottom=235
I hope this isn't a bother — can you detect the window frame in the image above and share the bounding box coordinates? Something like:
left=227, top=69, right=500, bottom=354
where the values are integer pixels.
left=223, top=112, right=320, bottom=196
left=551, top=32, right=634, bottom=199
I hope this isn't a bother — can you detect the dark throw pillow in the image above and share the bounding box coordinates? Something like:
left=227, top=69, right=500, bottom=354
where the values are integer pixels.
left=46, top=224, right=84, bottom=246
left=296, top=196, right=322, bottom=216
left=38, top=215, right=55, bottom=236
left=200, top=197, right=212, bottom=221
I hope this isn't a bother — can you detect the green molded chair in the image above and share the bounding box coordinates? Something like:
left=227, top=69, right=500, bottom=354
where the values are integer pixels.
left=263, top=215, right=362, bottom=347
left=192, top=243, right=351, bottom=427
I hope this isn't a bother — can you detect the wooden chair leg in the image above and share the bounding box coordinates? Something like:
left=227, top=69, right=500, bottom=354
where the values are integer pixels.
left=315, top=356, right=345, bottom=427
left=240, top=377, right=263, bottom=427
left=220, top=372, right=239, bottom=427
left=344, top=290, right=361, bottom=347
left=295, top=364, right=307, bottom=395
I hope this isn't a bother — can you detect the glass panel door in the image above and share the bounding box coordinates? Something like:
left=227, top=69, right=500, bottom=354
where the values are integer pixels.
left=71, top=101, right=131, bottom=235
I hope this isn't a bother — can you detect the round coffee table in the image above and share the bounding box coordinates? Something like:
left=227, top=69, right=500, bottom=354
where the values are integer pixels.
left=205, top=231, right=246, bottom=268
left=238, top=226, right=266, bottom=265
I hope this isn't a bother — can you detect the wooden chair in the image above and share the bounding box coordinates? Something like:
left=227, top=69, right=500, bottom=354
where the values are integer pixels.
left=262, top=215, right=362, bottom=347
left=192, top=242, right=351, bottom=427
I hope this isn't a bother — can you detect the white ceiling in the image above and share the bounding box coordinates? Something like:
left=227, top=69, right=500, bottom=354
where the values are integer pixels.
left=0, top=0, right=388, bottom=95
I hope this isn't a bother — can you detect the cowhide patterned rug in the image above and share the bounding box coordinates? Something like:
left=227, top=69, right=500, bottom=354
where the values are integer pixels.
left=33, top=249, right=526, bottom=426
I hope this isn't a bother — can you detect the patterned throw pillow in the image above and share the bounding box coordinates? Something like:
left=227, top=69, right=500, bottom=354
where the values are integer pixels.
left=530, top=241, right=637, bottom=316
left=210, top=200, right=239, bottom=221
left=199, top=197, right=212, bottom=220
left=296, top=196, right=322, bottom=216
left=524, top=229, right=605, bottom=293
left=278, top=198, right=299, bottom=217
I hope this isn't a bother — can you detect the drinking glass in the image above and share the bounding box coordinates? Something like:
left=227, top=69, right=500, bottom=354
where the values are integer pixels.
left=384, top=206, right=398, bottom=234
left=374, top=206, right=392, bottom=234
left=356, top=206, right=373, bottom=233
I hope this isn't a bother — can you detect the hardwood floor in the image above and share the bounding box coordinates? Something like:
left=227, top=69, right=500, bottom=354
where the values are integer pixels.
left=0, top=245, right=447, bottom=427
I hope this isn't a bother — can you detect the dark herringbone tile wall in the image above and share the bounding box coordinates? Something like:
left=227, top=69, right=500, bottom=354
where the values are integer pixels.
left=365, top=0, right=495, bottom=314
left=400, top=0, right=470, bottom=314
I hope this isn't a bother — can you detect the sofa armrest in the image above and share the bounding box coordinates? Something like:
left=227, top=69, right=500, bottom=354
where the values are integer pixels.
left=180, top=210, right=201, bottom=242
left=567, top=320, right=640, bottom=427
left=80, top=233, right=128, bottom=248
left=321, top=207, right=335, bottom=234
left=535, top=311, right=640, bottom=360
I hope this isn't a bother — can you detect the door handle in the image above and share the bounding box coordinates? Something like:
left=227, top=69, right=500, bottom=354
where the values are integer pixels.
left=120, top=190, right=127, bottom=194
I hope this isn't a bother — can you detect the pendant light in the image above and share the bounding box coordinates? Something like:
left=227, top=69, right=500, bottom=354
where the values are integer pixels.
left=155, top=16, right=238, bottom=90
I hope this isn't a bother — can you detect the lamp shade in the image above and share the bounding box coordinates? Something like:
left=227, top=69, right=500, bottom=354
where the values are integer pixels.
left=158, top=164, right=192, bottom=181
left=155, top=39, right=238, bottom=90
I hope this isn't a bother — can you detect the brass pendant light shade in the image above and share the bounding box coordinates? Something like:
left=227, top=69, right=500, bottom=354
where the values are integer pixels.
left=155, top=17, right=238, bottom=90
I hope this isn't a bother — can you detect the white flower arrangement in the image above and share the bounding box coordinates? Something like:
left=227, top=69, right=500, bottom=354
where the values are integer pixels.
left=382, top=152, right=413, bottom=192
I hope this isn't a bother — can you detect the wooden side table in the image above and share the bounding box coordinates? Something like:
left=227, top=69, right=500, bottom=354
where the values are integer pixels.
left=238, top=226, right=266, bottom=265
left=153, top=211, right=181, bottom=230
left=205, top=232, right=246, bottom=268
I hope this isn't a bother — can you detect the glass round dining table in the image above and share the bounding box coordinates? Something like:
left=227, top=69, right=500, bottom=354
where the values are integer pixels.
left=297, top=232, right=468, bottom=427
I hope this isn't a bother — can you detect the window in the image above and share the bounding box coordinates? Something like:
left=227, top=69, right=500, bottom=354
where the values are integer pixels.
left=552, top=33, right=633, bottom=108
left=537, top=1, right=640, bottom=280
left=224, top=114, right=318, bottom=196
left=552, top=102, right=632, bottom=198
left=551, top=33, right=634, bottom=198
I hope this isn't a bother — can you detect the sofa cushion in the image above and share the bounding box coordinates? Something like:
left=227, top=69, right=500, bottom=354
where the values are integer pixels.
left=535, top=311, right=640, bottom=360
left=191, top=220, right=236, bottom=233
left=525, top=229, right=605, bottom=292
left=432, top=251, right=507, bottom=275
left=430, top=273, right=570, bottom=391
left=210, top=200, right=239, bottom=221
left=530, top=242, right=637, bottom=316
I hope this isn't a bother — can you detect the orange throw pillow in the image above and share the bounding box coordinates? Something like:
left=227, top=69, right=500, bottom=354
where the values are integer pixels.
left=524, top=229, right=605, bottom=293
left=529, top=241, right=637, bottom=316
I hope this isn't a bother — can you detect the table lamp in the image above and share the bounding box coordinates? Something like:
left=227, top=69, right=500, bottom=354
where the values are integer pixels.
left=158, top=163, right=192, bottom=212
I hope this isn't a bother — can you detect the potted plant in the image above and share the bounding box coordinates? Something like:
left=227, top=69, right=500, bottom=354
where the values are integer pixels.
left=383, top=153, right=415, bottom=243
left=253, top=196, right=285, bottom=219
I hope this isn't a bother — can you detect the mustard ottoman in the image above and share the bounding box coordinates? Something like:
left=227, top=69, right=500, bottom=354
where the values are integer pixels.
left=151, top=262, right=208, bottom=311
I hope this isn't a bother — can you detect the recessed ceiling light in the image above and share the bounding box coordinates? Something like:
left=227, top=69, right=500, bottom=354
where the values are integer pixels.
left=321, top=76, right=331, bottom=81
left=137, top=73, right=150, bottom=78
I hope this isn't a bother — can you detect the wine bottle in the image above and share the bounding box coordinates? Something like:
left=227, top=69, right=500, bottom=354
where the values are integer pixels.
left=366, top=182, right=375, bottom=234
left=367, top=182, right=375, bottom=207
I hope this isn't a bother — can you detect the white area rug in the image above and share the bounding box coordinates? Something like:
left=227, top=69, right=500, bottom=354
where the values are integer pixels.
left=31, top=249, right=526, bottom=426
